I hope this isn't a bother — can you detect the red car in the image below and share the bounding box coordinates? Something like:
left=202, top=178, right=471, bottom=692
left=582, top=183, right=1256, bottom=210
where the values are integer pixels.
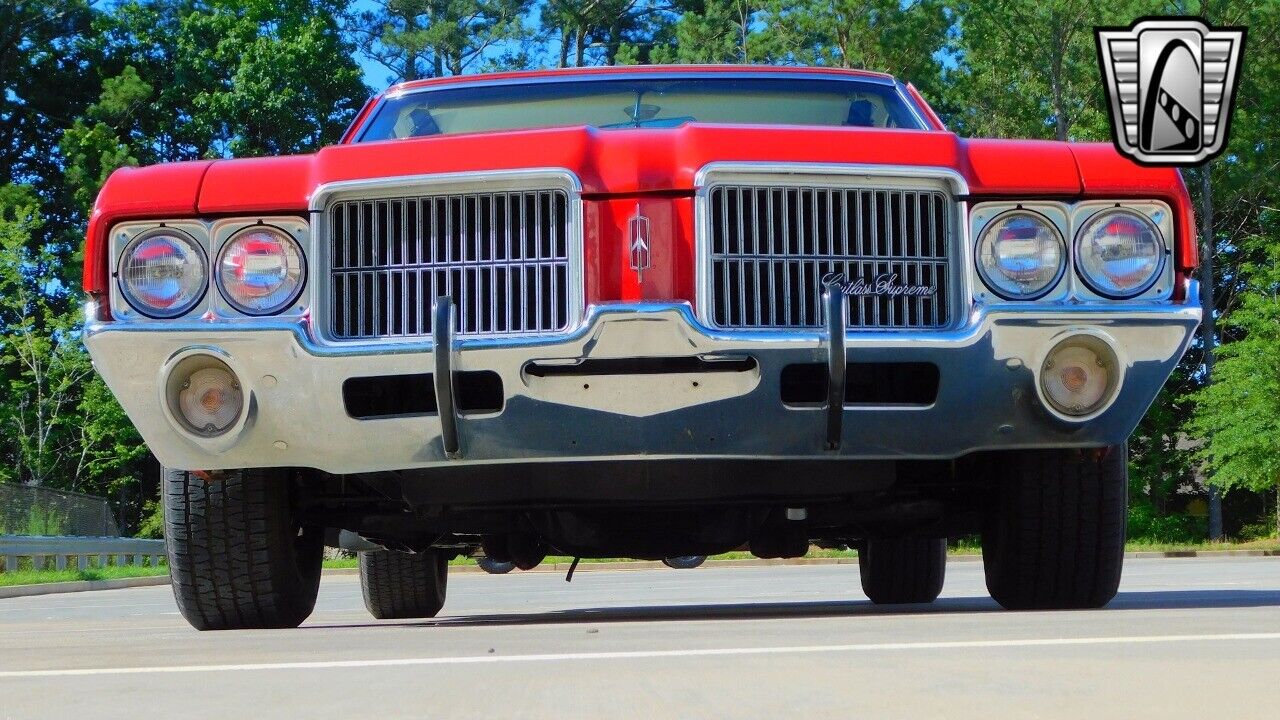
left=83, top=66, right=1200, bottom=630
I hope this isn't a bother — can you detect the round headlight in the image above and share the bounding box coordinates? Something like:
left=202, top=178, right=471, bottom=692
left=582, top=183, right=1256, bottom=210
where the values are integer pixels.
left=976, top=210, right=1065, bottom=299
left=217, top=226, right=305, bottom=315
left=1075, top=209, right=1165, bottom=298
left=118, top=229, right=207, bottom=318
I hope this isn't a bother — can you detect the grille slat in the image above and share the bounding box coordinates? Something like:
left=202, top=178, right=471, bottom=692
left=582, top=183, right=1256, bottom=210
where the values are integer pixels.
left=328, top=188, right=571, bottom=341
left=708, top=184, right=953, bottom=330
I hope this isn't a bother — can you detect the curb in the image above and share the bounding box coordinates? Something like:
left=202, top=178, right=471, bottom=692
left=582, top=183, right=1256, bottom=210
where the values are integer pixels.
left=0, top=575, right=170, bottom=599
left=2, top=549, right=1276, bottom=598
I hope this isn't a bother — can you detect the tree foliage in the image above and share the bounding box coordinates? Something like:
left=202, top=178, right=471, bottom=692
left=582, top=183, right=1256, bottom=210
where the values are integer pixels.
left=0, top=187, right=94, bottom=488
left=1190, top=212, right=1280, bottom=496
left=0, top=0, right=369, bottom=531
left=349, top=0, right=532, bottom=81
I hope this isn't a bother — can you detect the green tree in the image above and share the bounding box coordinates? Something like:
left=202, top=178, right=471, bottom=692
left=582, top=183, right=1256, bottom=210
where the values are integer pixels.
left=98, top=0, right=367, bottom=160
left=58, top=67, right=147, bottom=219
left=543, top=1, right=687, bottom=67
left=0, top=187, right=95, bottom=488
left=0, top=0, right=372, bottom=532
left=646, top=0, right=765, bottom=64
left=1181, top=0, right=1280, bottom=537
left=754, top=0, right=950, bottom=95
left=1189, top=212, right=1280, bottom=536
left=183, top=2, right=369, bottom=156
left=350, top=0, right=531, bottom=81
left=945, top=0, right=1151, bottom=140
left=0, top=1, right=99, bottom=197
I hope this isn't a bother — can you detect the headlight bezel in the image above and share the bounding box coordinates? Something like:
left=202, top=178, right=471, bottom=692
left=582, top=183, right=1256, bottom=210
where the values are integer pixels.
left=970, top=200, right=1175, bottom=305
left=1072, top=207, right=1168, bottom=300
left=974, top=207, right=1068, bottom=301
left=108, top=216, right=310, bottom=323
left=114, top=224, right=210, bottom=319
left=214, top=223, right=308, bottom=316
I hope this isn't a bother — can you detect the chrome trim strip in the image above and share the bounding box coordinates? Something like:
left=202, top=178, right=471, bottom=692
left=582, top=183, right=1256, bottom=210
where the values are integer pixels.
left=359, top=71, right=913, bottom=142
left=693, top=162, right=972, bottom=194
left=307, top=168, right=584, bottom=213
left=892, top=80, right=930, bottom=129
left=387, top=70, right=901, bottom=97
left=86, top=289, right=1202, bottom=360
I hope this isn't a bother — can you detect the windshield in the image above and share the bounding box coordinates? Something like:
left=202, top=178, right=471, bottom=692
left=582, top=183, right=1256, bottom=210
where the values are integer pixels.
left=355, top=76, right=926, bottom=141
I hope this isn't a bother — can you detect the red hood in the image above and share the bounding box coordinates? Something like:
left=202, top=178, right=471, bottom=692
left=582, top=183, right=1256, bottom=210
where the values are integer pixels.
left=194, top=125, right=1093, bottom=211
left=85, top=125, right=1194, bottom=293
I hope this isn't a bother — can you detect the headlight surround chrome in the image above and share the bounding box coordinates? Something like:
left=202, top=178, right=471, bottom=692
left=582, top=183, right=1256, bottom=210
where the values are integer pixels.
left=216, top=225, right=306, bottom=315
left=975, top=209, right=1066, bottom=300
left=118, top=228, right=208, bottom=318
left=1074, top=209, right=1165, bottom=298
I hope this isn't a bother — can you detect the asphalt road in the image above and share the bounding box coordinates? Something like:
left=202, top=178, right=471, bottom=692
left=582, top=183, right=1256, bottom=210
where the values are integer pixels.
left=1, top=557, right=1278, bottom=719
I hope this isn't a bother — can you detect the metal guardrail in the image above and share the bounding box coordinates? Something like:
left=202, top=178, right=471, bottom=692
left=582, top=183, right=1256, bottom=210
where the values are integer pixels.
left=0, top=535, right=166, bottom=573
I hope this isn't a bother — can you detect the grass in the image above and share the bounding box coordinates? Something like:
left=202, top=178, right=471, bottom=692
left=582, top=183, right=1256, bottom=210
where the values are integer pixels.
left=0, top=563, right=168, bottom=588
left=1124, top=538, right=1280, bottom=553
left=6, top=538, right=1277, bottom=588
left=323, top=537, right=1279, bottom=571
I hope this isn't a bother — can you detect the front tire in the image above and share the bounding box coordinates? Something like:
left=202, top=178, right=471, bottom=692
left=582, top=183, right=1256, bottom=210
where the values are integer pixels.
left=164, top=467, right=323, bottom=631
left=359, top=549, right=449, bottom=619
left=982, top=446, right=1127, bottom=610
left=858, top=537, right=946, bottom=604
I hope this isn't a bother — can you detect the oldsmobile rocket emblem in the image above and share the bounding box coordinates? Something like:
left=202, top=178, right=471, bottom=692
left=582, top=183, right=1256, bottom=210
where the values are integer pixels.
left=1096, top=17, right=1245, bottom=166
left=628, top=205, right=651, bottom=283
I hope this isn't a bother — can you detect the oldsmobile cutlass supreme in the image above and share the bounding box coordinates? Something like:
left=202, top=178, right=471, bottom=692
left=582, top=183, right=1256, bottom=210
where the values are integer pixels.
left=84, top=66, right=1201, bottom=630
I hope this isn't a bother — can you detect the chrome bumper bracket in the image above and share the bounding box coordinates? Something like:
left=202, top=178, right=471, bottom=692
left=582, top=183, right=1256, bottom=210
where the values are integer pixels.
left=432, top=297, right=462, bottom=459
left=824, top=290, right=848, bottom=451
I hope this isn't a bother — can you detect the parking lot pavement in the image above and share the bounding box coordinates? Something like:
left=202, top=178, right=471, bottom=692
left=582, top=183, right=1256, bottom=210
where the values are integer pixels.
left=1, top=557, right=1278, bottom=719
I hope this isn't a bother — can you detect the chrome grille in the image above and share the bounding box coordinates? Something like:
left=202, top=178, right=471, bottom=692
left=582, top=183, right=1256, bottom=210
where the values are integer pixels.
left=707, top=184, right=953, bottom=330
left=327, top=189, right=572, bottom=340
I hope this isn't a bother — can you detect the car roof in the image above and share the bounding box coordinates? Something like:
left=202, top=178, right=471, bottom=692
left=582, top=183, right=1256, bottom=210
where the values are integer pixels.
left=385, top=65, right=900, bottom=95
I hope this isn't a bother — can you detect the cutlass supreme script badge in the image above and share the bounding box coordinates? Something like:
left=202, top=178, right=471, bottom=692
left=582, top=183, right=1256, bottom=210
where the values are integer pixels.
left=821, top=272, right=936, bottom=298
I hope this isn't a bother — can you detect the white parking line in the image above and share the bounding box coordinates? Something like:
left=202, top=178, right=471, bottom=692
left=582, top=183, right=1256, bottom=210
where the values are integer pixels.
left=3, top=632, right=1280, bottom=678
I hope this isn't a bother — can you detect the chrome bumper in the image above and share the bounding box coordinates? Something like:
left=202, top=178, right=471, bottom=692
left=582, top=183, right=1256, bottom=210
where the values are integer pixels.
left=84, top=294, right=1200, bottom=475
